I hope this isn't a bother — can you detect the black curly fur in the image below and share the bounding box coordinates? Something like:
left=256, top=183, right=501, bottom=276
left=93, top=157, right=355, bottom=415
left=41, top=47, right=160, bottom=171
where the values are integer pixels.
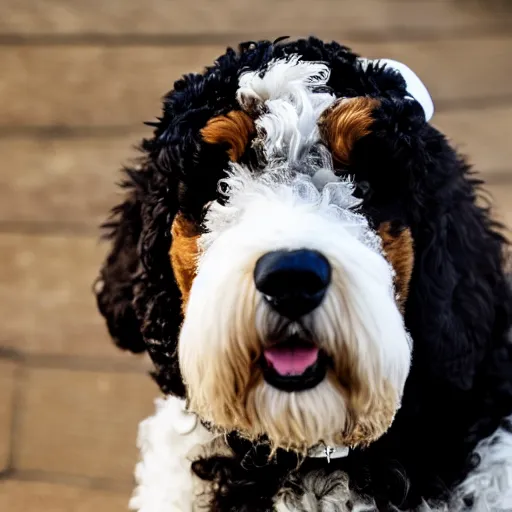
left=95, top=37, right=512, bottom=509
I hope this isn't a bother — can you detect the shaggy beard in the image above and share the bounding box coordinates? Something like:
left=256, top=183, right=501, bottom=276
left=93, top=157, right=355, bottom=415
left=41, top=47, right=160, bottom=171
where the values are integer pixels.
left=178, top=168, right=411, bottom=452
left=180, top=283, right=401, bottom=453
left=247, top=377, right=348, bottom=452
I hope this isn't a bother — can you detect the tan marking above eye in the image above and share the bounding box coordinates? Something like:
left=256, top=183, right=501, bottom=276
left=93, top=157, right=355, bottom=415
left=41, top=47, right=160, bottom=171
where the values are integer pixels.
left=201, top=110, right=256, bottom=162
left=170, top=214, right=200, bottom=310
left=319, top=97, right=379, bottom=166
left=378, top=222, right=414, bottom=312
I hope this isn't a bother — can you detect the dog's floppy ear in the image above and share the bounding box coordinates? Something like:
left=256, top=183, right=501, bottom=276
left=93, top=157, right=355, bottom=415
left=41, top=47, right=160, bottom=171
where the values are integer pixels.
left=94, top=168, right=147, bottom=354
left=95, top=160, right=187, bottom=395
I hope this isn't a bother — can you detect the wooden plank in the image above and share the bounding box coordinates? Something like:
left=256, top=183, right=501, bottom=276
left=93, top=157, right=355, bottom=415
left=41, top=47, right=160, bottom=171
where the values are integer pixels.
left=1, top=36, right=511, bottom=128
left=484, top=183, right=512, bottom=231
left=0, top=45, right=222, bottom=127
left=0, top=360, right=17, bottom=472
left=15, top=367, right=156, bottom=482
left=0, top=233, right=141, bottom=360
left=355, top=36, right=512, bottom=109
left=0, top=0, right=504, bottom=37
left=434, top=106, right=512, bottom=179
left=0, top=481, right=128, bottom=512
left=0, top=134, right=146, bottom=226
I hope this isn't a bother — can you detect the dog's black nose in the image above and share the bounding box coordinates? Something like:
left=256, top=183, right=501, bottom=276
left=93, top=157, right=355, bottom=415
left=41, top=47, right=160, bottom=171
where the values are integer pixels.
left=254, top=249, right=331, bottom=319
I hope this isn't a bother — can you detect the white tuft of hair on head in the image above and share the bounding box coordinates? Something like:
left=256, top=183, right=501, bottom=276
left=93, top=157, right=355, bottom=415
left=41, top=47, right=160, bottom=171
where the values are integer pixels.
left=237, top=55, right=331, bottom=110
left=237, top=55, right=337, bottom=164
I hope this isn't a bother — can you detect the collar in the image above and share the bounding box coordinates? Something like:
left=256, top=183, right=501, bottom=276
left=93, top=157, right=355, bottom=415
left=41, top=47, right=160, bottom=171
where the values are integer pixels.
left=307, top=444, right=350, bottom=463
left=175, top=400, right=350, bottom=463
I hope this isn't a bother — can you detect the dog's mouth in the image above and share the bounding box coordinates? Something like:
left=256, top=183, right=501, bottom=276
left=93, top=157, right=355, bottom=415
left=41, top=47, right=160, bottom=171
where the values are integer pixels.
left=260, top=335, right=329, bottom=392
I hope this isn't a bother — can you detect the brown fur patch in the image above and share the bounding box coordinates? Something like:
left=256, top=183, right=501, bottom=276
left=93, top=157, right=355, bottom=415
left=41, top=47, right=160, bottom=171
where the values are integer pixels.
left=342, top=381, right=398, bottom=448
left=319, top=97, right=379, bottom=166
left=170, top=214, right=200, bottom=309
left=201, top=110, right=255, bottom=162
left=378, top=222, right=414, bottom=311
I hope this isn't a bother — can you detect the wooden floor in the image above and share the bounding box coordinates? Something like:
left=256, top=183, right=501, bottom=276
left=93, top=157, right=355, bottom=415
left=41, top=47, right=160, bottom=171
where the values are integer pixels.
left=1, top=0, right=512, bottom=509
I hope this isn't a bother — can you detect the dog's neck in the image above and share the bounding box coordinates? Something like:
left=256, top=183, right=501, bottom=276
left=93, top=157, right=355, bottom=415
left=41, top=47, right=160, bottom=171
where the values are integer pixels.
left=129, top=395, right=512, bottom=512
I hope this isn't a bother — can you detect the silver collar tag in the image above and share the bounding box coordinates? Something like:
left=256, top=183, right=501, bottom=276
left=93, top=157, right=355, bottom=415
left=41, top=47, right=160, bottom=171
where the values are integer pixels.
left=308, top=444, right=350, bottom=463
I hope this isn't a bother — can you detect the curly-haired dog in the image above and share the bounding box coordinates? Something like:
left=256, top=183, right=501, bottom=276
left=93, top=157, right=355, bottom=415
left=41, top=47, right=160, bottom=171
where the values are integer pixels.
left=95, top=38, right=512, bottom=511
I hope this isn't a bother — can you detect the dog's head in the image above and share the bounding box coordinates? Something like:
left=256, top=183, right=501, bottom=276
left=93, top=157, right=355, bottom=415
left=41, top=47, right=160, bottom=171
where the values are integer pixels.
left=177, top=56, right=420, bottom=452
left=96, top=38, right=438, bottom=453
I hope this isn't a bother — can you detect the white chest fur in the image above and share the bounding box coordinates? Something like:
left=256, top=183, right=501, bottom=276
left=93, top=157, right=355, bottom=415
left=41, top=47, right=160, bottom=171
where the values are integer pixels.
left=129, top=397, right=512, bottom=512
left=129, top=396, right=215, bottom=512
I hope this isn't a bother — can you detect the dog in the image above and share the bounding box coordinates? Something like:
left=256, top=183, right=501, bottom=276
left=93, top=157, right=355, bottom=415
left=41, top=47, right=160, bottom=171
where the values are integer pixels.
left=94, top=37, right=512, bottom=511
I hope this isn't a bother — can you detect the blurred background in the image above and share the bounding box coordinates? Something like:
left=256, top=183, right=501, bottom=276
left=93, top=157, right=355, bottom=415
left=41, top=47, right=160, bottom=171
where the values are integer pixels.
left=0, top=0, right=511, bottom=510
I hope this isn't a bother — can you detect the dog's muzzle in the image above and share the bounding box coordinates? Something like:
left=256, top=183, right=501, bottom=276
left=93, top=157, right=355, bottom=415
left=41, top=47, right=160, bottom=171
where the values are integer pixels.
left=254, top=249, right=333, bottom=392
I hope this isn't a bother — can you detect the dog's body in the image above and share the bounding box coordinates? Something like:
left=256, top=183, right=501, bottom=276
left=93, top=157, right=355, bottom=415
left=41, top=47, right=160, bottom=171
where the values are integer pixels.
left=95, top=38, right=512, bottom=511
left=130, top=395, right=512, bottom=512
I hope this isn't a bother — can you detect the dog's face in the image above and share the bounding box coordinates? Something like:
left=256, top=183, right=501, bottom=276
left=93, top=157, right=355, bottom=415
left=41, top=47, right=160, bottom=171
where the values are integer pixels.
left=173, top=56, right=415, bottom=452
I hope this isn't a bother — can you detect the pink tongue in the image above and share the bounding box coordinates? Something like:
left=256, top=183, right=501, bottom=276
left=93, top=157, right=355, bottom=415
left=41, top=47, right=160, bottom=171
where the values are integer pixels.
left=264, top=345, right=319, bottom=376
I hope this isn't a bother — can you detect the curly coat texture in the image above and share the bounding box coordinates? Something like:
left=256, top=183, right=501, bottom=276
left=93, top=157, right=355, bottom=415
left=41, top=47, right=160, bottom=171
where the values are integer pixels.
left=95, top=38, right=512, bottom=510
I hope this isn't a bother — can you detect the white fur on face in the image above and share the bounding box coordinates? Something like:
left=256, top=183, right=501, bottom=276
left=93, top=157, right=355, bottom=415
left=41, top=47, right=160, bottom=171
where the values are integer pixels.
left=179, top=166, right=411, bottom=450
left=178, top=56, right=411, bottom=451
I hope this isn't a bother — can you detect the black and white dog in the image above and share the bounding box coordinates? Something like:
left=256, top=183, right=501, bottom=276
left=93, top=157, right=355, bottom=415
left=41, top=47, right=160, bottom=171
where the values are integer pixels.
left=95, top=38, right=512, bottom=511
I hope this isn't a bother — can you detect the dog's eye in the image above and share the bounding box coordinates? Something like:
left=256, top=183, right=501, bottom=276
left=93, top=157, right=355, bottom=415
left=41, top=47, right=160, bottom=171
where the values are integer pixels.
left=218, top=181, right=230, bottom=196
left=216, top=181, right=231, bottom=206
left=355, top=180, right=372, bottom=200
